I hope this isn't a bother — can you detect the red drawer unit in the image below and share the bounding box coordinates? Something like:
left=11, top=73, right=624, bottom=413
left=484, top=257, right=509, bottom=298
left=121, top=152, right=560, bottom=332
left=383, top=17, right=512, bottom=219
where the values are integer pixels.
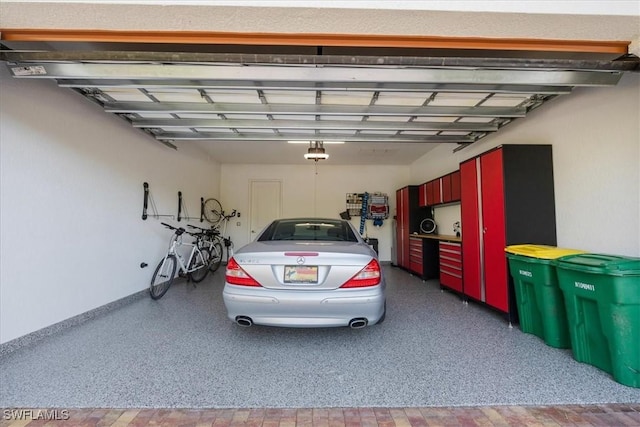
left=439, top=241, right=463, bottom=292
left=409, top=237, right=423, bottom=276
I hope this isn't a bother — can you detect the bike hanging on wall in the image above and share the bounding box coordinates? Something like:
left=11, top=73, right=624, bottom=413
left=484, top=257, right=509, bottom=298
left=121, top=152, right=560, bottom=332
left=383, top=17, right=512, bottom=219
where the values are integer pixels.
left=202, top=198, right=237, bottom=265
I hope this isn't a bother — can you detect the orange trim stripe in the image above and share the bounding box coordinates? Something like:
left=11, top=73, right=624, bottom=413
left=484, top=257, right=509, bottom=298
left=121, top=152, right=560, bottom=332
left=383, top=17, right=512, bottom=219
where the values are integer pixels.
left=0, top=29, right=630, bottom=54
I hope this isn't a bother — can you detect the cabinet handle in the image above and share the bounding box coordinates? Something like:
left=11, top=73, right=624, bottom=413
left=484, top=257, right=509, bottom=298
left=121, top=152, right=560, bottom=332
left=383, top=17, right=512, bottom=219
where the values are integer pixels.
left=483, top=227, right=487, bottom=234
left=442, top=271, right=462, bottom=279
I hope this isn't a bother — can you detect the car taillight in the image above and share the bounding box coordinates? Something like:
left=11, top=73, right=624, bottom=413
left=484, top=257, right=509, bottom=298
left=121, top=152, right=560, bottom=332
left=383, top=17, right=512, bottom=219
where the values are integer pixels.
left=340, top=259, right=381, bottom=288
left=225, top=257, right=262, bottom=287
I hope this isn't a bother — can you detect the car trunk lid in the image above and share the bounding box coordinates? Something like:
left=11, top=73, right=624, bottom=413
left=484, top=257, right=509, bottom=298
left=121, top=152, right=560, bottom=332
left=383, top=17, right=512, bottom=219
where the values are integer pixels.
left=231, top=241, right=376, bottom=290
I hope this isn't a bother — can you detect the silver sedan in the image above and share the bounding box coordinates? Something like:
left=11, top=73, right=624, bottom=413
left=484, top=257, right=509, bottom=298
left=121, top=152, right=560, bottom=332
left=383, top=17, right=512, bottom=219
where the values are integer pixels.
left=223, top=218, right=386, bottom=328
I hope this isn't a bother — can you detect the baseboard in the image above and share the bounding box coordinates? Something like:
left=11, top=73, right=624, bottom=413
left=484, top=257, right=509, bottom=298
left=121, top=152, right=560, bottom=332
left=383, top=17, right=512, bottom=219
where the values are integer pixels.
left=0, top=289, right=147, bottom=358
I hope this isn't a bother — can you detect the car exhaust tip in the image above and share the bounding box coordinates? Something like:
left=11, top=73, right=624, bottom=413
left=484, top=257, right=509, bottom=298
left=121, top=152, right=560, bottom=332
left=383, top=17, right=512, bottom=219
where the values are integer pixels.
left=349, top=318, right=368, bottom=329
left=235, top=316, right=253, bottom=327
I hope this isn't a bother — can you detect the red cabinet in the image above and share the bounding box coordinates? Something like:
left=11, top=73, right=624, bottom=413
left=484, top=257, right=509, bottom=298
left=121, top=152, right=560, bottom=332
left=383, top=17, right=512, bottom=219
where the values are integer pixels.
left=425, top=180, right=435, bottom=206
left=461, top=148, right=510, bottom=312
left=480, top=149, right=508, bottom=310
left=460, top=145, right=557, bottom=319
left=460, top=159, right=482, bottom=302
left=396, top=186, right=437, bottom=277
left=433, top=179, right=442, bottom=205
left=441, top=174, right=452, bottom=203
left=450, top=170, right=461, bottom=202
left=418, top=183, right=427, bottom=207
left=420, top=171, right=461, bottom=207
left=409, top=237, right=423, bottom=275
left=439, top=241, right=462, bottom=292
left=395, top=186, right=419, bottom=269
left=396, top=187, right=409, bottom=269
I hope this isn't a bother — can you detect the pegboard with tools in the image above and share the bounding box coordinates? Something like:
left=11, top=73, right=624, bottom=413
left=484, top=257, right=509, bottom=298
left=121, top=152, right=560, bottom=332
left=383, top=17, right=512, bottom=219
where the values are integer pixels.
left=367, top=193, right=389, bottom=227
left=345, top=193, right=389, bottom=220
left=345, top=193, right=365, bottom=218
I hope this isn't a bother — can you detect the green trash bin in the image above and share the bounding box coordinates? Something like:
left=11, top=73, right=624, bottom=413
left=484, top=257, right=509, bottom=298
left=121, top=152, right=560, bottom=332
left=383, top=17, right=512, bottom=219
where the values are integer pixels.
left=555, top=253, right=640, bottom=388
left=505, top=245, right=584, bottom=348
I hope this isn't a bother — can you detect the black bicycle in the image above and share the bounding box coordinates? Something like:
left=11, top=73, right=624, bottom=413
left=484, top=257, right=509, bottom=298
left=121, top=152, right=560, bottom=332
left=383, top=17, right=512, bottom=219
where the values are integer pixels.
left=187, top=224, right=224, bottom=273
left=202, top=198, right=237, bottom=264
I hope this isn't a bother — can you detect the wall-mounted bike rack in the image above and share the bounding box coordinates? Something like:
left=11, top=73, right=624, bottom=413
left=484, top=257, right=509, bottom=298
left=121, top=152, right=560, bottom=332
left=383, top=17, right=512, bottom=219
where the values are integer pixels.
left=142, top=183, right=207, bottom=222
left=141, top=182, right=174, bottom=221
left=142, top=182, right=149, bottom=220
left=177, top=191, right=205, bottom=222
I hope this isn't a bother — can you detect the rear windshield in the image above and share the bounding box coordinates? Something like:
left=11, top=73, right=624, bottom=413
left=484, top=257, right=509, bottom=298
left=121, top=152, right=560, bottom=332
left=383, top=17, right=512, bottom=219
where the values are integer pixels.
left=258, top=219, right=359, bottom=242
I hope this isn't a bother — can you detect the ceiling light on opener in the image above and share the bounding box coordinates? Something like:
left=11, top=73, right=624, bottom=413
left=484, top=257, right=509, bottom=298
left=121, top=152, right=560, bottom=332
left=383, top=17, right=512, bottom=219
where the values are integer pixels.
left=288, top=140, right=344, bottom=144
left=304, top=141, right=329, bottom=161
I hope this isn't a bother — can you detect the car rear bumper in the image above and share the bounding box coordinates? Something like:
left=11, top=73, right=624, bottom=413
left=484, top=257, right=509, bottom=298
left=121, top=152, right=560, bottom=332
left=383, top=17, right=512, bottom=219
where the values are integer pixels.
left=223, top=283, right=386, bottom=327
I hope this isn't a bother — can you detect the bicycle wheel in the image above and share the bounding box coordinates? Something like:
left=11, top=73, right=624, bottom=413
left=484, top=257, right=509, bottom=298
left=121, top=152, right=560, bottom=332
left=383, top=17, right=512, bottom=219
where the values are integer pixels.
left=203, top=198, right=223, bottom=224
left=209, top=241, right=224, bottom=273
left=189, top=248, right=210, bottom=283
left=150, top=255, right=177, bottom=300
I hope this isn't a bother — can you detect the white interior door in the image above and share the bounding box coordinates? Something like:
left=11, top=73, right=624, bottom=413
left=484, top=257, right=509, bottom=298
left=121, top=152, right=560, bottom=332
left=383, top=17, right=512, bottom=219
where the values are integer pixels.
left=250, top=180, right=282, bottom=240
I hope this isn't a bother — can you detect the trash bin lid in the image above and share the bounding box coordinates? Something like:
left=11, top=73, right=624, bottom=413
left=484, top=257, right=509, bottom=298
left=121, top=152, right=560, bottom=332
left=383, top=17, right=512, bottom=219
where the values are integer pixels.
left=505, top=244, right=584, bottom=259
left=555, top=253, right=640, bottom=276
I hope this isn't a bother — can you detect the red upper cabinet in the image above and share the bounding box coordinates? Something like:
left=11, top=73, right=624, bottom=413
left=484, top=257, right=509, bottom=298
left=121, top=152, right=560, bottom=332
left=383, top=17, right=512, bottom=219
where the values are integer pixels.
left=441, top=174, right=452, bottom=203
left=418, top=183, right=427, bottom=207
left=460, top=145, right=557, bottom=320
left=425, top=180, right=435, bottom=206
left=420, top=170, right=461, bottom=207
left=432, top=179, right=442, bottom=205
left=450, top=170, right=461, bottom=202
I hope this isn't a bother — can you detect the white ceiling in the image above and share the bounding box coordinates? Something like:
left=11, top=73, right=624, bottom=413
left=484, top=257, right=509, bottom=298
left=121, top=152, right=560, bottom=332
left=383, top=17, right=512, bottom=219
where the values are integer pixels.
left=3, top=0, right=639, bottom=16
left=1, top=1, right=639, bottom=165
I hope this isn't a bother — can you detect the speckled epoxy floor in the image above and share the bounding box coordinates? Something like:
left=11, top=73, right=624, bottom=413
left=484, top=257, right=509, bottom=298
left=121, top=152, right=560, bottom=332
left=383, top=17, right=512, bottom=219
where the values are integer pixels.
left=1, top=266, right=639, bottom=408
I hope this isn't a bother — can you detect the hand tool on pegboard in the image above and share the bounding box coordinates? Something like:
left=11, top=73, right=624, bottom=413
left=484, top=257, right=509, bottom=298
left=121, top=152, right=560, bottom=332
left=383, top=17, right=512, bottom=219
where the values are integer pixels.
left=359, top=192, right=369, bottom=235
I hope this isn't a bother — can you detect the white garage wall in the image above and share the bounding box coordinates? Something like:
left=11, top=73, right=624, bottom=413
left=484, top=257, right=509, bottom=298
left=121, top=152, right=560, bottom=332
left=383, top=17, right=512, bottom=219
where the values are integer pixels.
left=220, top=164, right=410, bottom=261
left=410, top=72, right=640, bottom=257
left=0, top=68, right=221, bottom=344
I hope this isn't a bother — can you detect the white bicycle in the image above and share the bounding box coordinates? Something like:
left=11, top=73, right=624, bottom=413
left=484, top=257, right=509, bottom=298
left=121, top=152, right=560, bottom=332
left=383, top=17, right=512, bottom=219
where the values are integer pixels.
left=149, top=222, right=212, bottom=300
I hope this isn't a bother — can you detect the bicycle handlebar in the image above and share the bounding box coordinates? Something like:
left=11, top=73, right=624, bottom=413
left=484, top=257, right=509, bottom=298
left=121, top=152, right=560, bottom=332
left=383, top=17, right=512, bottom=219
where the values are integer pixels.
left=187, top=224, right=214, bottom=232
left=162, top=222, right=220, bottom=242
left=187, top=224, right=220, bottom=236
left=161, top=222, right=191, bottom=236
left=222, top=209, right=237, bottom=220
